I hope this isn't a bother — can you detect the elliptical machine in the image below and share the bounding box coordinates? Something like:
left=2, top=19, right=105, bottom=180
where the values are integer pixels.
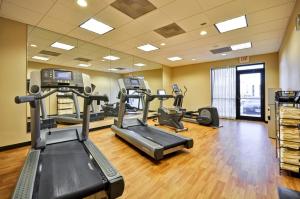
left=155, top=84, right=188, bottom=132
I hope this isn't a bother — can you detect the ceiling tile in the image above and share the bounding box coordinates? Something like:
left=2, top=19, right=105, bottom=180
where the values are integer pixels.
left=68, top=27, right=99, bottom=42
left=247, top=2, right=295, bottom=26
left=5, top=0, right=55, bottom=14
left=204, top=0, right=246, bottom=23
left=242, top=0, right=295, bottom=13
left=159, top=0, right=204, bottom=21
left=177, top=13, right=210, bottom=31
left=197, top=0, right=234, bottom=11
left=0, top=1, right=44, bottom=25
left=38, top=16, right=76, bottom=35
left=149, top=0, right=176, bottom=8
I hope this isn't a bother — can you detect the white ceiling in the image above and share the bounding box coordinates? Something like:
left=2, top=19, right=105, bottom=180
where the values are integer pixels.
left=0, top=0, right=296, bottom=67
left=27, top=26, right=162, bottom=73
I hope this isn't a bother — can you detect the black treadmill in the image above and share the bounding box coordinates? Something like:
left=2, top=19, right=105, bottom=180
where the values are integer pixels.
left=13, top=69, right=124, bottom=199
left=111, top=77, right=193, bottom=160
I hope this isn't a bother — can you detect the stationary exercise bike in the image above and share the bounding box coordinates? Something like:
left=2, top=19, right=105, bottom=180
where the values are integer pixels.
left=155, top=85, right=188, bottom=132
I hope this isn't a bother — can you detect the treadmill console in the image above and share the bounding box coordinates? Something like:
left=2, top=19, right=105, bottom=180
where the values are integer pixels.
left=119, top=77, right=148, bottom=90
left=172, top=84, right=180, bottom=93
left=29, top=68, right=92, bottom=95
left=41, top=69, right=84, bottom=88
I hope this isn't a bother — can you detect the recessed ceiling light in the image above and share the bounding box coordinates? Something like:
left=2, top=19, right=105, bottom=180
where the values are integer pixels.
left=134, top=63, right=145, bottom=67
left=215, top=15, right=247, bottom=33
left=192, top=58, right=196, bottom=61
left=103, top=55, right=120, bottom=61
left=51, top=42, right=75, bottom=50
left=221, top=53, right=227, bottom=56
left=137, top=44, right=159, bottom=52
left=231, top=42, right=252, bottom=51
left=78, top=63, right=91, bottom=67
left=77, top=0, right=87, bottom=7
left=32, top=56, right=49, bottom=61
left=30, top=44, right=37, bottom=47
left=200, top=30, right=207, bottom=36
left=160, top=43, right=166, bottom=46
left=108, top=68, right=119, bottom=71
left=80, top=18, right=114, bottom=35
left=168, top=56, right=183, bottom=61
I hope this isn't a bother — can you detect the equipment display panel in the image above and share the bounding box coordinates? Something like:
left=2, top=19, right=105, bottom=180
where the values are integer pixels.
left=54, top=70, right=72, bottom=80
left=130, top=79, right=140, bottom=86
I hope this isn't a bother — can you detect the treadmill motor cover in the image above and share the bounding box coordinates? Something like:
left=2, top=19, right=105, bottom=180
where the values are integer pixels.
left=34, top=141, right=107, bottom=199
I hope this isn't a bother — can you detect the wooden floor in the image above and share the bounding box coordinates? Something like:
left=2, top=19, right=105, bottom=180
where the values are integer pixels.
left=1, top=120, right=300, bottom=199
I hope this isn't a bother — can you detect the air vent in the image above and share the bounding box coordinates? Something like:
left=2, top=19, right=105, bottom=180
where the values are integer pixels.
left=114, top=67, right=127, bottom=70
left=39, top=50, right=61, bottom=56
left=111, top=0, right=156, bottom=19
left=210, top=47, right=232, bottom=54
left=74, top=57, right=91, bottom=62
left=154, top=23, right=186, bottom=38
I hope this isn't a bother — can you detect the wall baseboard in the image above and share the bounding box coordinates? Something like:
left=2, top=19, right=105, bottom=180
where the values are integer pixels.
left=0, top=141, right=31, bottom=152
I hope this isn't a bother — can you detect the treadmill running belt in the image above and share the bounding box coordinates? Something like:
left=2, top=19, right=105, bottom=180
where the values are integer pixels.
left=36, top=141, right=107, bottom=199
left=127, top=126, right=186, bottom=149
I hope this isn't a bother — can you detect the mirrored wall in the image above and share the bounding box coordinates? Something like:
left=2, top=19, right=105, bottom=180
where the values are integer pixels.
left=26, top=25, right=163, bottom=131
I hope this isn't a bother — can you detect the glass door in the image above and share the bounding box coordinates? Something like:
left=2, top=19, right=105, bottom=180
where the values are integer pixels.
left=236, top=64, right=265, bottom=121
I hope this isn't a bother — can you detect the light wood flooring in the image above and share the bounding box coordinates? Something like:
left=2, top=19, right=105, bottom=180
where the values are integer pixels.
left=1, top=120, right=300, bottom=199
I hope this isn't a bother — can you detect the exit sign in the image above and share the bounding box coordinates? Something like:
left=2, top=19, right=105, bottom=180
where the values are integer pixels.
left=239, top=56, right=250, bottom=63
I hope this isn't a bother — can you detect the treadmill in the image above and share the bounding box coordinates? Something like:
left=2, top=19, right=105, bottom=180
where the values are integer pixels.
left=55, top=84, right=105, bottom=124
left=13, top=68, right=124, bottom=199
left=111, top=77, right=193, bottom=160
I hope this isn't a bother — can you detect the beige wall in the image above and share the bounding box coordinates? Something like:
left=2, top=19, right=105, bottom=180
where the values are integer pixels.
left=162, top=66, right=173, bottom=107
left=27, top=61, right=122, bottom=115
left=0, top=17, right=29, bottom=147
left=279, top=0, right=300, bottom=90
left=171, top=53, right=279, bottom=120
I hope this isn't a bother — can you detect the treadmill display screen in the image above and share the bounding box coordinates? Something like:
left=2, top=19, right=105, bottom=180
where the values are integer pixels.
left=130, top=79, right=140, bottom=86
left=54, top=70, right=72, bottom=80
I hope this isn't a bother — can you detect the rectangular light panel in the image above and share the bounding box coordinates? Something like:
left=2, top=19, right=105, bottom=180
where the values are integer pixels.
left=51, top=42, right=75, bottom=50
left=134, top=63, right=145, bottom=67
left=168, top=56, right=183, bottom=61
left=137, top=44, right=159, bottom=52
left=80, top=18, right=114, bottom=35
left=215, top=16, right=247, bottom=33
left=103, top=55, right=120, bottom=61
left=78, top=63, right=91, bottom=67
left=231, top=42, right=252, bottom=51
left=32, top=56, right=49, bottom=61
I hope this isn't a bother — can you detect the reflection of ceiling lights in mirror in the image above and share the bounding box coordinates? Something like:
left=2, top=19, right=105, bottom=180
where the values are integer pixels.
left=200, top=30, right=207, bottom=36
left=134, top=63, right=145, bottom=67
left=101, top=59, right=106, bottom=62
left=137, top=44, right=159, bottom=52
left=160, top=43, right=166, bottom=46
left=32, top=56, right=49, bottom=61
left=221, top=53, right=227, bottom=56
left=215, top=15, right=247, bottom=33
left=78, top=63, right=91, bottom=67
left=80, top=18, right=114, bottom=35
left=168, top=56, right=183, bottom=61
left=191, top=58, right=196, bottom=61
left=108, top=68, right=119, bottom=71
left=231, top=42, right=252, bottom=50
left=51, top=42, right=75, bottom=50
left=103, top=55, right=120, bottom=61
left=77, top=0, right=87, bottom=7
left=30, top=44, right=37, bottom=47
